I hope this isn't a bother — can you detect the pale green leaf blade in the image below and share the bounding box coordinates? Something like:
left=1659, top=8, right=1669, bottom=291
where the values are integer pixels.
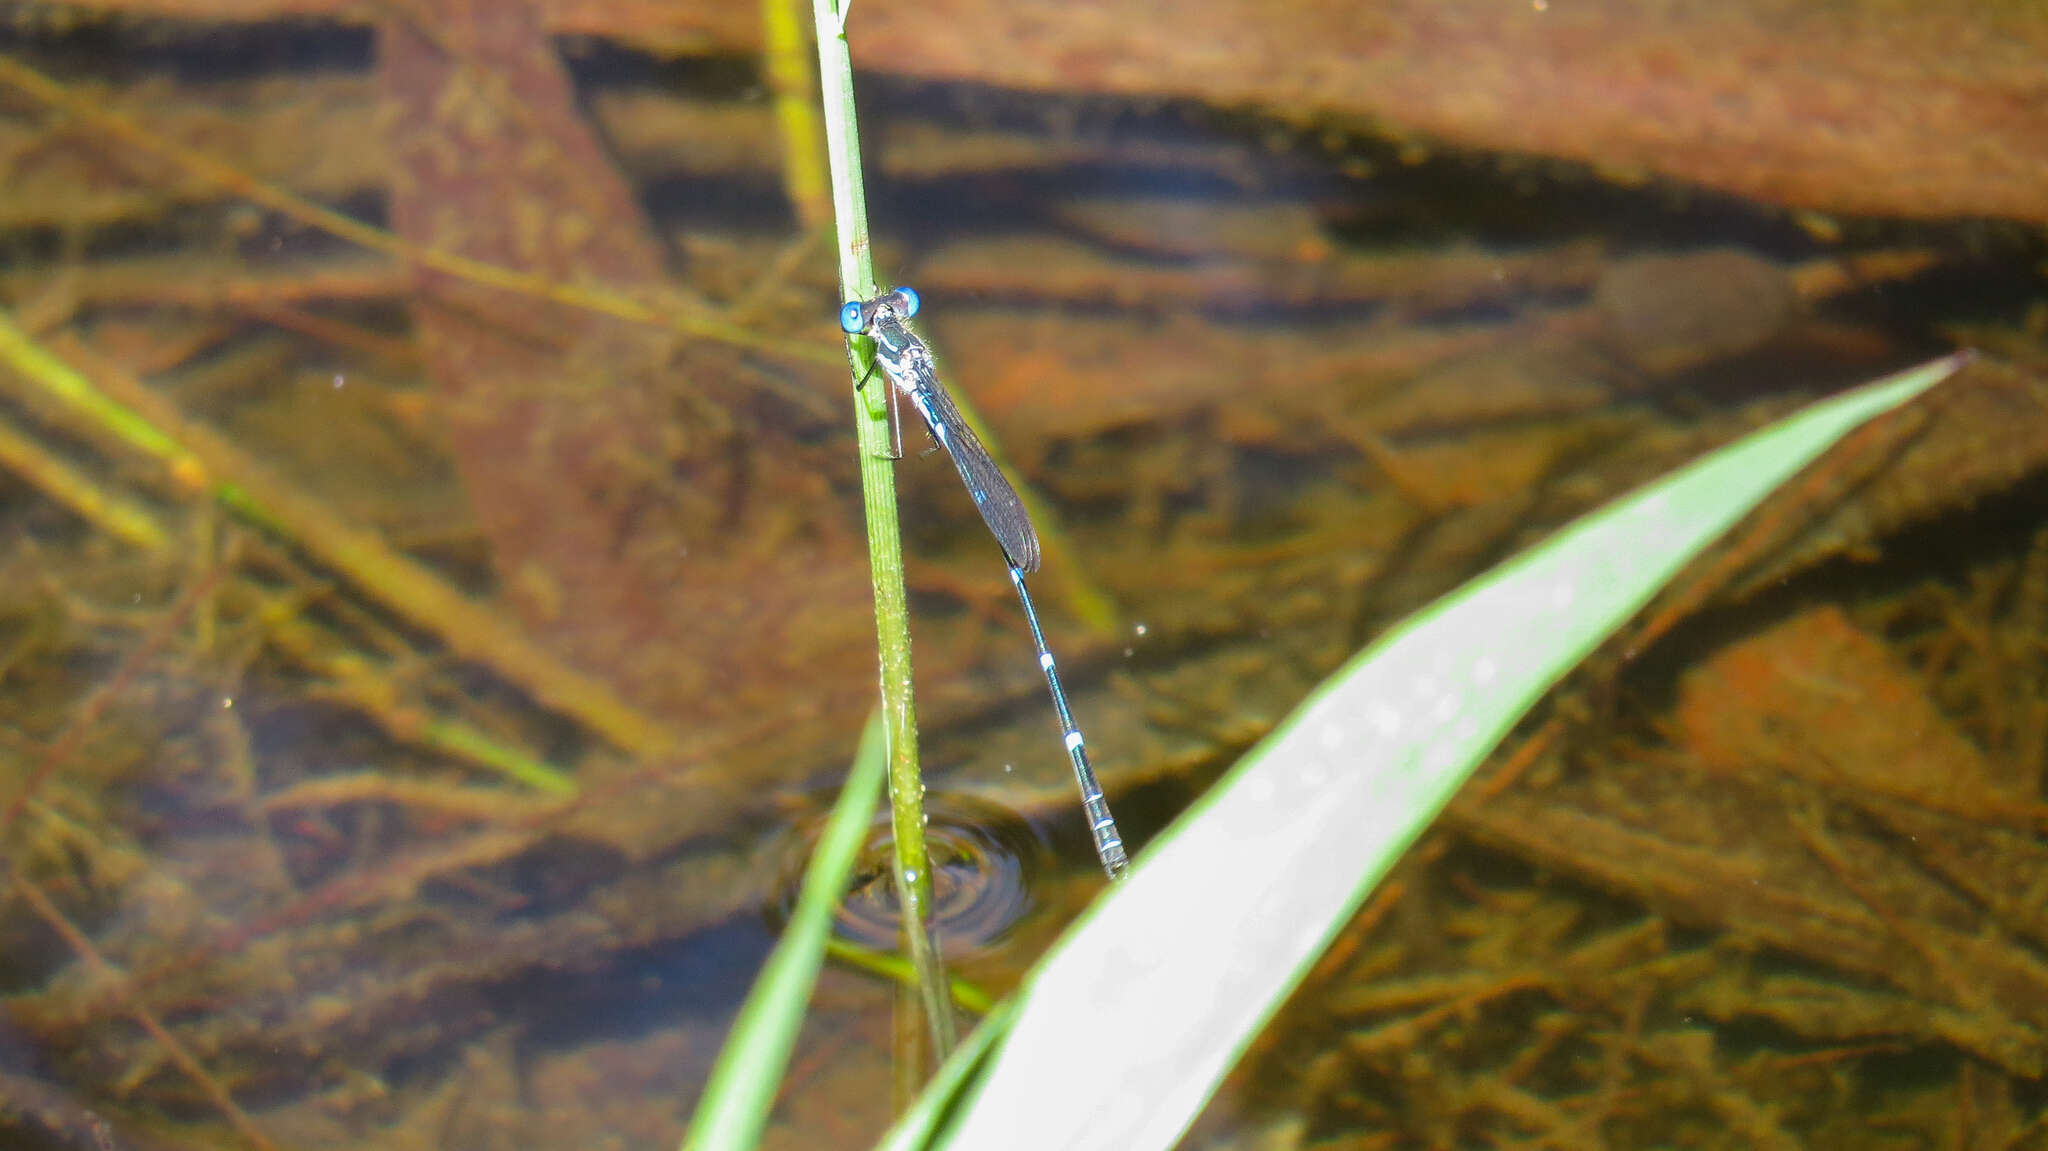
left=923, top=354, right=1965, bottom=1151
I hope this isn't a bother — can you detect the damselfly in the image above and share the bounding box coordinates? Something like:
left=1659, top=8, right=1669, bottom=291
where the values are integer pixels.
left=840, top=287, right=1129, bottom=880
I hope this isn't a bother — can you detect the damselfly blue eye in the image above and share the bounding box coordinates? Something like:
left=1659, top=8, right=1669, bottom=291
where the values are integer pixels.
left=889, top=286, right=921, bottom=318
left=838, top=300, right=867, bottom=334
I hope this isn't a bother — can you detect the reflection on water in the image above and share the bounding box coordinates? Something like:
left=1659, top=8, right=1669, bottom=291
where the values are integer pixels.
left=0, top=7, right=2045, bottom=1151
left=774, top=792, right=1042, bottom=957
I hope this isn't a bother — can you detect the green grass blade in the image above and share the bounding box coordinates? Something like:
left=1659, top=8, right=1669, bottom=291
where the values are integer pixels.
left=680, top=710, right=888, bottom=1151
left=907, top=354, right=1965, bottom=1151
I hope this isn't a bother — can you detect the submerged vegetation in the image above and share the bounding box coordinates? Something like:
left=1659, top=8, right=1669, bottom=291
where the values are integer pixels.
left=0, top=2, right=2043, bottom=1148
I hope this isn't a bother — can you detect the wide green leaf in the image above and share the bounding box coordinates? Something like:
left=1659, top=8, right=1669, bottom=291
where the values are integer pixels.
left=904, top=354, right=1965, bottom=1151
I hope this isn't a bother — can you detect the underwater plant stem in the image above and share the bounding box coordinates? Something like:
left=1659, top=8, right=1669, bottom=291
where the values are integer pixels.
left=811, top=0, right=957, bottom=1059
left=0, top=310, right=678, bottom=763
left=0, top=405, right=169, bottom=552
left=764, top=0, right=832, bottom=230
left=0, top=308, right=203, bottom=477
left=254, top=596, right=579, bottom=795
left=825, top=937, right=997, bottom=1016
left=0, top=56, right=836, bottom=370
left=1, top=561, right=225, bottom=840
left=12, top=874, right=280, bottom=1151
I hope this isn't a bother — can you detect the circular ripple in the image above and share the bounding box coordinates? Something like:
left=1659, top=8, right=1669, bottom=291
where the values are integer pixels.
left=772, top=793, right=1043, bottom=957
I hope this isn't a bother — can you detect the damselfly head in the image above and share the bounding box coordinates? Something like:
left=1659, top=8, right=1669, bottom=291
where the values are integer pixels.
left=838, top=286, right=920, bottom=334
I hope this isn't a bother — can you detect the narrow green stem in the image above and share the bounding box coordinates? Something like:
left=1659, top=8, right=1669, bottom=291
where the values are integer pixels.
left=810, top=0, right=956, bottom=1058
left=824, top=937, right=997, bottom=1016
left=0, top=405, right=169, bottom=552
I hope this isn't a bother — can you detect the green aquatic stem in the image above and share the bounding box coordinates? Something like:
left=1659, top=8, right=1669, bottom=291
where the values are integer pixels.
left=824, top=937, right=998, bottom=1016
left=764, top=0, right=831, bottom=230
left=0, top=404, right=169, bottom=552
left=812, top=0, right=955, bottom=1057
left=0, top=308, right=199, bottom=472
